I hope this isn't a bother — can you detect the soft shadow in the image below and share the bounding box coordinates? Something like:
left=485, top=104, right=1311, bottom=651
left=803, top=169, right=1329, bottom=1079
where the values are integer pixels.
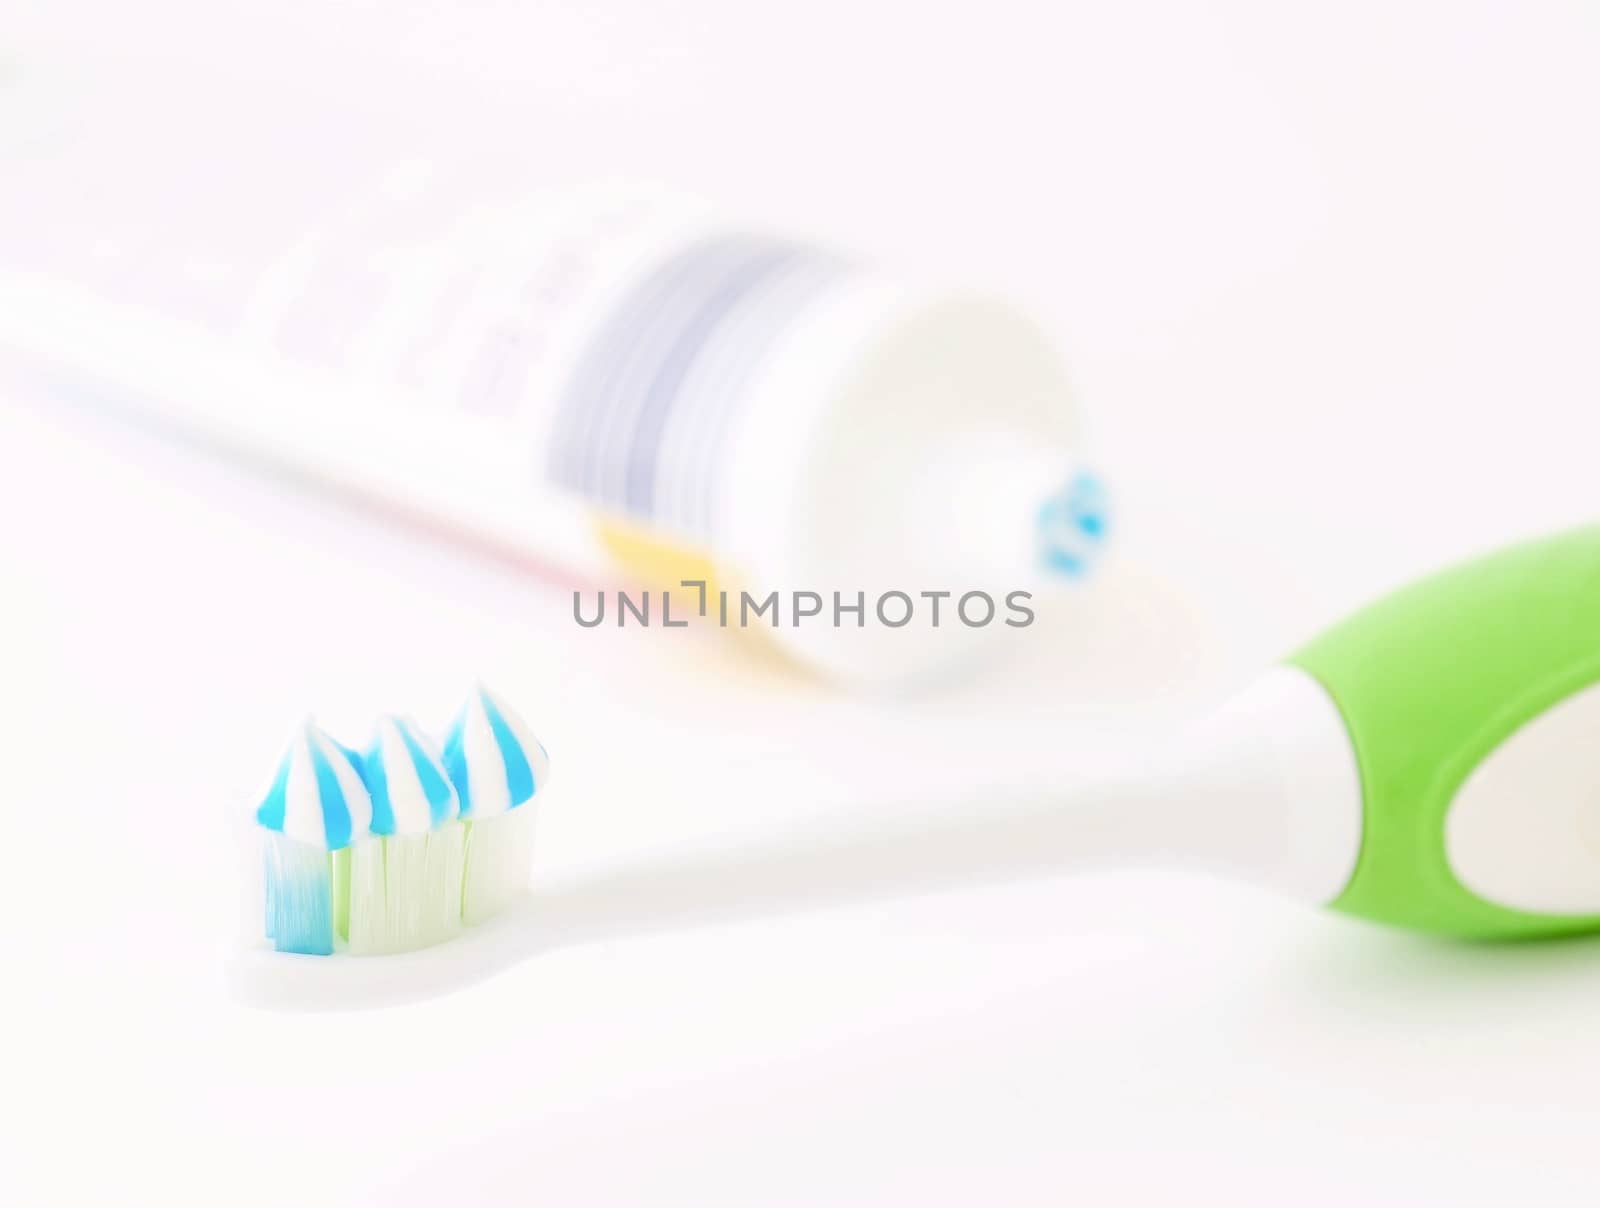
left=1257, top=918, right=1600, bottom=1005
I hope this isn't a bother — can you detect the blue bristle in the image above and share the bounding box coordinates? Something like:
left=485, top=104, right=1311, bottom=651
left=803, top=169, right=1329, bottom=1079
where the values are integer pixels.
left=264, top=834, right=334, bottom=955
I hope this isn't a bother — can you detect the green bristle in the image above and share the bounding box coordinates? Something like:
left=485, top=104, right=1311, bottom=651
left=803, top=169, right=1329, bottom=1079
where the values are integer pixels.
left=331, top=846, right=351, bottom=943
left=347, top=830, right=466, bottom=955
left=428, top=823, right=466, bottom=940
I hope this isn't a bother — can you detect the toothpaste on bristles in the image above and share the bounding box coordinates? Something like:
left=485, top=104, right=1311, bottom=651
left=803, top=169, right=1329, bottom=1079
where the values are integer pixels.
left=254, top=719, right=373, bottom=956
left=442, top=685, right=551, bottom=924
left=349, top=716, right=466, bottom=954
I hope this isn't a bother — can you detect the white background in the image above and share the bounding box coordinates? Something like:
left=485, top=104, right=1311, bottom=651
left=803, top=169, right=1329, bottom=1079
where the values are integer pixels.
left=3, top=3, right=1600, bottom=1204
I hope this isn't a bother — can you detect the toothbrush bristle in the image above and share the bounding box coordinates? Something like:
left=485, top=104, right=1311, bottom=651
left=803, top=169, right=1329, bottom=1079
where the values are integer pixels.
left=346, top=829, right=466, bottom=955
left=461, top=809, right=536, bottom=925
left=264, top=833, right=336, bottom=956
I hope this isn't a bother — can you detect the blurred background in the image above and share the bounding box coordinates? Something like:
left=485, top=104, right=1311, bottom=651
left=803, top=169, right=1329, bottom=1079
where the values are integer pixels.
left=3, top=3, right=1599, bottom=1204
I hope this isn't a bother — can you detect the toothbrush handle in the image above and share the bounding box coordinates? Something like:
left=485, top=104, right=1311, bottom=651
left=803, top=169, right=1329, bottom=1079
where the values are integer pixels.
left=1292, top=526, right=1600, bottom=939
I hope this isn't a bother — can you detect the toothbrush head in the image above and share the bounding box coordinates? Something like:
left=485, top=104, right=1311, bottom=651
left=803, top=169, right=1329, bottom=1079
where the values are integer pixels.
left=244, top=689, right=550, bottom=969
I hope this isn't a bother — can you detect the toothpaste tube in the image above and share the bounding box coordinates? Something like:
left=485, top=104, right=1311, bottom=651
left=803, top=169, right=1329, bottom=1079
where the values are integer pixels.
left=0, top=79, right=1108, bottom=683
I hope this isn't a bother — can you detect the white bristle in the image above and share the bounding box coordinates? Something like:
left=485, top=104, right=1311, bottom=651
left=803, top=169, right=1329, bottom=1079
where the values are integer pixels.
left=461, top=809, right=535, bottom=925
left=428, top=822, right=467, bottom=940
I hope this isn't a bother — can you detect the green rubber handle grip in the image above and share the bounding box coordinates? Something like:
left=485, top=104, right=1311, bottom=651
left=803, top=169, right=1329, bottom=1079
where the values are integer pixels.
left=1291, top=526, right=1600, bottom=939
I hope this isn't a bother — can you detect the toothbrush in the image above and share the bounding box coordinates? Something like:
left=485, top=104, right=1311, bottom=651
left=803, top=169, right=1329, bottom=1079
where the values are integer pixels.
left=233, top=527, right=1600, bottom=1009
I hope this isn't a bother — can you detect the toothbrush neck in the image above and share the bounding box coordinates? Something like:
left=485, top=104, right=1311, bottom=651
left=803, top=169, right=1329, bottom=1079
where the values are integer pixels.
left=1065, top=667, right=1364, bottom=903
left=501, top=671, right=1363, bottom=963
